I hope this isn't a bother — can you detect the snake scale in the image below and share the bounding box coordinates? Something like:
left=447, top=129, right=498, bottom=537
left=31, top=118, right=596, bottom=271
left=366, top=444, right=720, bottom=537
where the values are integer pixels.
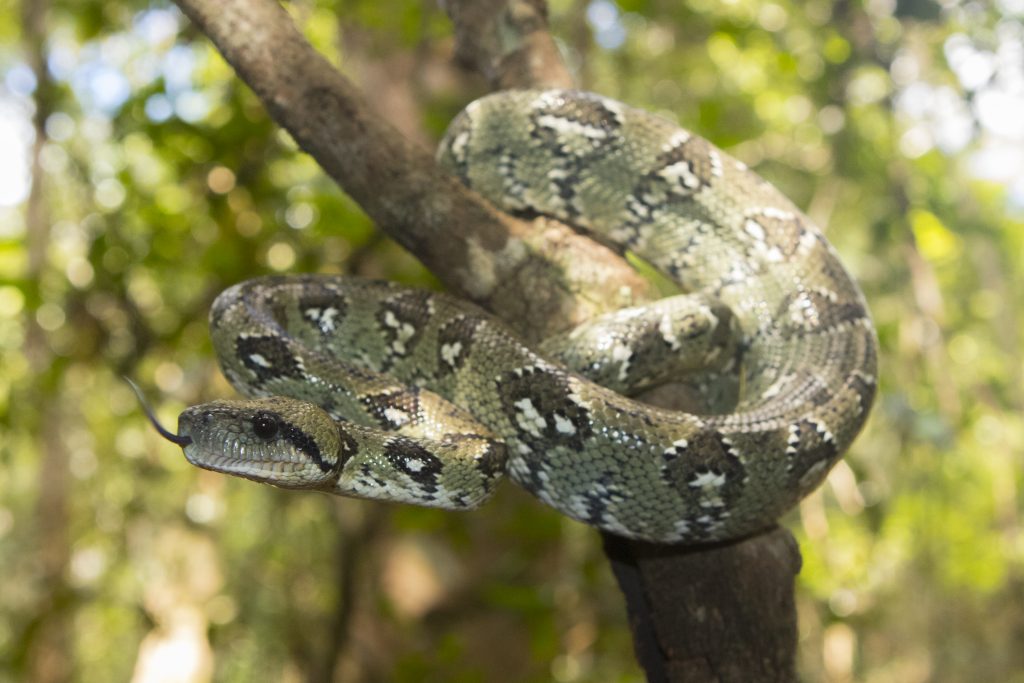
left=157, top=90, right=877, bottom=543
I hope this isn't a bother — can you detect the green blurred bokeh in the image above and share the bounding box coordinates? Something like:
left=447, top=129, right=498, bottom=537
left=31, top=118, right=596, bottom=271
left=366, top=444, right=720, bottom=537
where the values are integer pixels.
left=1, top=1, right=1022, bottom=681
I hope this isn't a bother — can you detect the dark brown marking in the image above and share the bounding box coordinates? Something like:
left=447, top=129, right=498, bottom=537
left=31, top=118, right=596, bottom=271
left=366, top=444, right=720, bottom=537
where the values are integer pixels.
left=383, top=438, right=444, bottom=491
left=743, top=210, right=808, bottom=259
left=359, top=388, right=421, bottom=431
left=531, top=93, right=622, bottom=139
left=336, top=424, right=359, bottom=466
left=376, top=290, right=434, bottom=368
left=436, top=315, right=483, bottom=377
left=298, top=282, right=348, bottom=336
left=786, top=418, right=839, bottom=481
left=236, top=335, right=303, bottom=384
left=660, top=429, right=747, bottom=535
left=497, top=366, right=593, bottom=452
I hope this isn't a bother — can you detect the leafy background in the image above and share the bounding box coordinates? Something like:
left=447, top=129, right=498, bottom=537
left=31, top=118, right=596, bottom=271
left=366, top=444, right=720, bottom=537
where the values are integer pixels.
left=1, top=0, right=1022, bottom=681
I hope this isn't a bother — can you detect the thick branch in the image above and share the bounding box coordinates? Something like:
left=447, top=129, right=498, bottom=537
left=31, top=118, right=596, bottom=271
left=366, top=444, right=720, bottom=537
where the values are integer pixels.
left=604, top=529, right=800, bottom=682
left=173, top=0, right=649, bottom=341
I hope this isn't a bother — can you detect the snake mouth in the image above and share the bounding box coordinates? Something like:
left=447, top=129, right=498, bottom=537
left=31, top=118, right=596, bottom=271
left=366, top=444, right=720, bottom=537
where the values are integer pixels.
left=175, top=403, right=339, bottom=488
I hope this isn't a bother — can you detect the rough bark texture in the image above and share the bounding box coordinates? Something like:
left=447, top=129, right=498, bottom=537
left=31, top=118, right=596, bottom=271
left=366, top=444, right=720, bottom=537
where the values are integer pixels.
left=604, top=529, right=801, bottom=682
left=171, top=0, right=802, bottom=679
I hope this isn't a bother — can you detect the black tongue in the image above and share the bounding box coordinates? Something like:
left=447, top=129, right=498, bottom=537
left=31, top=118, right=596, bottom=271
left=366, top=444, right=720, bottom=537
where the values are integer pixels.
left=123, top=376, right=193, bottom=447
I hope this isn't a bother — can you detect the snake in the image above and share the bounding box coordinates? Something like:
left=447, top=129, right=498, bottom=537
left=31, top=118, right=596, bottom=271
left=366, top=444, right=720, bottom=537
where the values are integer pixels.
left=147, top=90, right=877, bottom=543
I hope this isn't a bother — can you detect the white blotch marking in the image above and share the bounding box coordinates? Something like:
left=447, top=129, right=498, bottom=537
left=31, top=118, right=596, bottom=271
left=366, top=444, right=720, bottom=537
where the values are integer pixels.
left=689, top=470, right=726, bottom=490
left=450, top=130, right=470, bottom=162
left=658, top=314, right=683, bottom=351
left=720, top=435, right=740, bottom=458
left=513, top=398, right=547, bottom=437
left=441, top=341, right=463, bottom=367
left=657, top=160, right=702, bottom=192
left=319, top=306, right=339, bottom=331
left=763, top=206, right=794, bottom=219
left=383, top=310, right=416, bottom=354
left=798, top=226, right=819, bottom=253
left=610, top=341, right=633, bottom=381
left=383, top=407, right=409, bottom=426
left=764, top=245, right=785, bottom=262
left=553, top=413, right=576, bottom=435
left=566, top=386, right=590, bottom=409
left=602, top=97, right=625, bottom=121
left=662, top=437, right=689, bottom=458
left=744, top=219, right=766, bottom=242
left=789, top=293, right=820, bottom=327
left=815, top=420, right=836, bottom=444
left=305, top=306, right=340, bottom=333
left=663, top=130, right=691, bottom=149
left=405, top=458, right=425, bottom=473
left=786, top=423, right=801, bottom=454
left=248, top=353, right=272, bottom=368
left=536, top=114, right=608, bottom=140
left=709, top=150, right=723, bottom=178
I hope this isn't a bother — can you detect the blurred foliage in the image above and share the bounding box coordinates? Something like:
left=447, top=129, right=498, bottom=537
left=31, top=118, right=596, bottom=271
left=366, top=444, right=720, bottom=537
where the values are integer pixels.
left=1, top=0, right=1022, bottom=681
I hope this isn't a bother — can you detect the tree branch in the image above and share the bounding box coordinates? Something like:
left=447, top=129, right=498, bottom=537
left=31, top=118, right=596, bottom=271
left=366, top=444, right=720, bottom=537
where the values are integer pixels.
left=173, top=0, right=650, bottom=341
left=443, top=0, right=573, bottom=89
left=604, top=529, right=800, bottom=682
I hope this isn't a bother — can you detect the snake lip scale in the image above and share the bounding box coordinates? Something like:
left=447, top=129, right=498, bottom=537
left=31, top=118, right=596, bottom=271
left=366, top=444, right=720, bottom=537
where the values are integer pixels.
left=152, top=90, right=878, bottom=544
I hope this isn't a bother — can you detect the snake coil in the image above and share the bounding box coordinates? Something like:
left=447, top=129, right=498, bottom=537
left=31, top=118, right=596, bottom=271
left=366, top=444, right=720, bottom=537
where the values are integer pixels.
left=156, top=90, right=877, bottom=543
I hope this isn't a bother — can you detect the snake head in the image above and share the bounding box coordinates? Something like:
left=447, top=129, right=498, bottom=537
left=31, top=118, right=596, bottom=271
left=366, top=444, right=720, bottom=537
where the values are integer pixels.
left=177, top=397, right=347, bottom=489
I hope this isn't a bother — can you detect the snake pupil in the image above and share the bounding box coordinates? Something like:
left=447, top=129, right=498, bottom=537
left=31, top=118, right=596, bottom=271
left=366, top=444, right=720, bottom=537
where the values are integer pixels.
left=252, top=413, right=280, bottom=440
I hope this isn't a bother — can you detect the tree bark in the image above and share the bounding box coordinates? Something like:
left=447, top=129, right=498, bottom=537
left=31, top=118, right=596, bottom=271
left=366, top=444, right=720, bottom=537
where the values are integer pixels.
left=171, top=0, right=802, bottom=679
left=603, top=529, right=800, bottom=682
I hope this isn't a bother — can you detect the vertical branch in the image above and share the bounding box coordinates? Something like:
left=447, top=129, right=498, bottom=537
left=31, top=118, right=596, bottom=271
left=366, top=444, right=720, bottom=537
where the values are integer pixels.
left=604, top=530, right=801, bottom=682
left=443, top=0, right=573, bottom=89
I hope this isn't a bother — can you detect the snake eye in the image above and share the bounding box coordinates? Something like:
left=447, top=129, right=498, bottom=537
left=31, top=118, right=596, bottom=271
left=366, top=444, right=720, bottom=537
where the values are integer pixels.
left=251, top=412, right=280, bottom=440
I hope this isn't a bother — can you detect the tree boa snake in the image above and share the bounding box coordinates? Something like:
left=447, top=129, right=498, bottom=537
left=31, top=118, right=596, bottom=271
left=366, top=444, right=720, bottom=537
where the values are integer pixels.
left=152, top=90, right=877, bottom=543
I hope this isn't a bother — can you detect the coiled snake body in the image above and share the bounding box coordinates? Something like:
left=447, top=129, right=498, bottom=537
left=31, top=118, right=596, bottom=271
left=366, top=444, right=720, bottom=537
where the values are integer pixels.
left=168, top=90, right=877, bottom=543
